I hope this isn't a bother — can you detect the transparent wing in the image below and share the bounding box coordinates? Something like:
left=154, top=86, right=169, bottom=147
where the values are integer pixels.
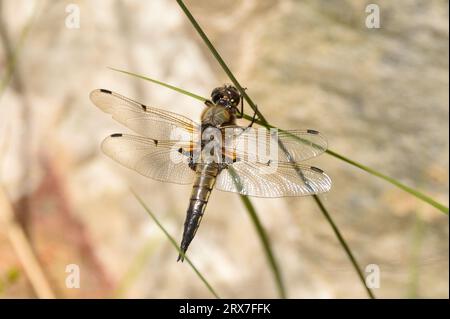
left=101, top=133, right=195, bottom=184
left=215, top=161, right=331, bottom=197
left=90, top=89, right=199, bottom=141
left=222, top=126, right=327, bottom=163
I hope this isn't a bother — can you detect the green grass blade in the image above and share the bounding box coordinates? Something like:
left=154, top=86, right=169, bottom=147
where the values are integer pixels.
left=240, top=196, right=287, bottom=298
left=131, top=189, right=220, bottom=298
left=326, top=150, right=448, bottom=215
left=177, top=0, right=377, bottom=298
left=407, top=212, right=424, bottom=298
left=175, top=0, right=264, bottom=123
left=227, top=166, right=287, bottom=298
left=312, top=195, right=376, bottom=298
left=112, top=69, right=448, bottom=216
left=117, top=70, right=375, bottom=298
left=109, top=67, right=207, bottom=102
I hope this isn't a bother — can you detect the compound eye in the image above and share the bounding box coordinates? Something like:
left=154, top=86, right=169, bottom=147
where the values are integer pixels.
left=211, top=91, right=223, bottom=104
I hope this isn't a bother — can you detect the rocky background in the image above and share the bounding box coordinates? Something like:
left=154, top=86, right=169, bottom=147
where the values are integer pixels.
left=0, top=0, right=448, bottom=298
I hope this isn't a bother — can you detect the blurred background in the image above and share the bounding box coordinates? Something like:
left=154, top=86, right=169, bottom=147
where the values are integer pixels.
left=0, top=0, right=448, bottom=298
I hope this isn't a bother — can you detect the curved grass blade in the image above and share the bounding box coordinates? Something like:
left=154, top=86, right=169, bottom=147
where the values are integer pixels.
left=326, top=150, right=448, bottom=215
left=111, top=67, right=446, bottom=298
left=131, top=189, right=220, bottom=299
left=111, top=68, right=448, bottom=216
left=119, top=69, right=375, bottom=298
left=108, top=67, right=207, bottom=102
left=178, top=0, right=375, bottom=298
left=312, top=196, right=375, bottom=298
left=228, top=166, right=287, bottom=298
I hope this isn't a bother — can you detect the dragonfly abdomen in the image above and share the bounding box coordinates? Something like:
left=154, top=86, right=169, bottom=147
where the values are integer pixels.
left=178, top=163, right=219, bottom=261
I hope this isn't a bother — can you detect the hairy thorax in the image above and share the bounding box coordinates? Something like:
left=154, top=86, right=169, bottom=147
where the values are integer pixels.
left=201, top=105, right=236, bottom=127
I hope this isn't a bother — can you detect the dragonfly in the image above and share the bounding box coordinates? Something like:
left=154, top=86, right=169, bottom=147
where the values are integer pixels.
left=89, top=85, right=331, bottom=261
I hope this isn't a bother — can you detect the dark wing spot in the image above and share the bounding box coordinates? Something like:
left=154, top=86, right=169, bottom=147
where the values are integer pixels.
left=100, top=89, right=112, bottom=94
left=307, top=129, right=320, bottom=135
left=110, top=133, right=122, bottom=137
left=266, top=160, right=271, bottom=166
left=154, top=140, right=158, bottom=146
left=141, top=104, right=147, bottom=111
left=178, top=147, right=183, bottom=154
left=310, top=166, right=324, bottom=173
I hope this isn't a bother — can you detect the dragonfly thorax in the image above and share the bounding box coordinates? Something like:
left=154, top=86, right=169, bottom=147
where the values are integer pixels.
left=201, top=104, right=236, bottom=127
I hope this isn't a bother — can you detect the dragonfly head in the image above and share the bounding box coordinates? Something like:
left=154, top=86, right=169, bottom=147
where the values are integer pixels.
left=211, top=85, right=241, bottom=109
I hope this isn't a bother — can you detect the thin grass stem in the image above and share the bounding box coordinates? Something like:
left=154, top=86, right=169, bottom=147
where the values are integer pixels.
left=179, top=0, right=376, bottom=298
left=111, top=68, right=448, bottom=216
left=132, top=189, right=220, bottom=299
left=228, top=166, right=286, bottom=298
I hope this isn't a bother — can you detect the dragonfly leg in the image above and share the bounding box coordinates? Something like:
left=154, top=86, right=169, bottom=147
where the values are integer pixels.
left=188, top=158, right=196, bottom=171
left=236, top=87, right=247, bottom=119
left=237, top=87, right=259, bottom=127
left=246, top=104, right=259, bottom=128
left=218, top=162, right=229, bottom=170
